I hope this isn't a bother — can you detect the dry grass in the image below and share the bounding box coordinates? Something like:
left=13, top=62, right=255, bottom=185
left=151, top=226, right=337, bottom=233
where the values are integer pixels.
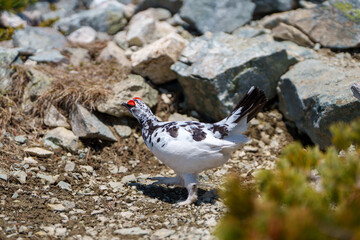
left=34, top=59, right=128, bottom=116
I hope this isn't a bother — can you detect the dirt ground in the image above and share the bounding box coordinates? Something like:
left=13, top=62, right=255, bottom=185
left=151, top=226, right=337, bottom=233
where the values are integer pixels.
left=0, top=89, right=293, bottom=239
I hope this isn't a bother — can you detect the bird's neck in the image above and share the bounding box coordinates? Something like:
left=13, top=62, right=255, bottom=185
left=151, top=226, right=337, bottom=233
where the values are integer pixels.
left=139, top=114, right=159, bottom=128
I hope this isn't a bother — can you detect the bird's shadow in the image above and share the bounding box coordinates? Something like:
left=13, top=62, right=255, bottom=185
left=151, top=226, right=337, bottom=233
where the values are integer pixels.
left=128, top=182, right=219, bottom=205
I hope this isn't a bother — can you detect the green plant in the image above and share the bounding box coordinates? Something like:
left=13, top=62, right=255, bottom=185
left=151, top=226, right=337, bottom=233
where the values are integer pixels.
left=216, top=118, right=360, bottom=240
left=0, top=0, right=37, bottom=11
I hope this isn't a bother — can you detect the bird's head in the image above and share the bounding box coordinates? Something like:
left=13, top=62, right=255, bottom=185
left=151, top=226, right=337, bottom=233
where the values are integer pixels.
left=121, top=97, right=155, bottom=124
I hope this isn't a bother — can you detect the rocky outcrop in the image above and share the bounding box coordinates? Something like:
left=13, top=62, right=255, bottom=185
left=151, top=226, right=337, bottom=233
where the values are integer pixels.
left=54, top=4, right=127, bottom=35
left=131, top=33, right=187, bottom=84
left=0, top=48, right=20, bottom=93
left=179, top=0, right=255, bottom=34
left=278, top=59, right=360, bottom=149
left=70, top=104, right=117, bottom=142
left=171, top=33, right=296, bottom=120
left=96, top=74, right=158, bottom=118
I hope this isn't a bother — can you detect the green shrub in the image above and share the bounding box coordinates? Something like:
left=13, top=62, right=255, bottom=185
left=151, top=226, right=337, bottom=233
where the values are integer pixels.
left=216, top=118, right=360, bottom=240
left=0, top=0, right=37, bottom=11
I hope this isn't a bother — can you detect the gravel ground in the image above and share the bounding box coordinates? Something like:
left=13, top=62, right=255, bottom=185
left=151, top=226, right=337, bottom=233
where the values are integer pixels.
left=0, top=108, right=292, bottom=239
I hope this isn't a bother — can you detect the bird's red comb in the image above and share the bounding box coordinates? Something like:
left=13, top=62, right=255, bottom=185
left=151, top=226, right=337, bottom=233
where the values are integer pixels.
left=127, top=100, right=136, bottom=106
left=133, top=97, right=141, bottom=100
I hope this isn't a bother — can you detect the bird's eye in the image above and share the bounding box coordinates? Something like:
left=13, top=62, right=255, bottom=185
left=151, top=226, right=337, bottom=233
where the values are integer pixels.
left=133, top=97, right=142, bottom=100
left=127, top=100, right=136, bottom=106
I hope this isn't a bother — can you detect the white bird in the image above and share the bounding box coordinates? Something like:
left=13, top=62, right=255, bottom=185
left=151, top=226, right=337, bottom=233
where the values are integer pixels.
left=122, top=86, right=267, bottom=205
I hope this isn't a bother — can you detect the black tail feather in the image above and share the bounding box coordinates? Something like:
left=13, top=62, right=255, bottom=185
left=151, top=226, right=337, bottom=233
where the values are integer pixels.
left=227, top=86, right=268, bottom=123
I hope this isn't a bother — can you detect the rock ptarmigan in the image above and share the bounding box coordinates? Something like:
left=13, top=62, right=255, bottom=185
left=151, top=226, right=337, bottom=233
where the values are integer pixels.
left=122, top=86, right=267, bottom=205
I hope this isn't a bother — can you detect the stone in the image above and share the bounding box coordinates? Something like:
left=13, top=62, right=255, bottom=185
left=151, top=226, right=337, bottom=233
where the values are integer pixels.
left=121, top=174, right=136, bottom=184
left=13, top=27, right=67, bottom=52
left=44, top=105, right=70, bottom=129
left=287, top=3, right=360, bottom=49
left=48, top=203, right=66, bottom=211
left=0, top=47, right=20, bottom=93
left=153, top=229, right=175, bottom=238
left=171, top=33, right=296, bottom=120
left=37, top=173, right=57, bottom=184
left=131, top=33, right=187, bottom=84
left=252, top=0, right=297, bottom=15
left=179, top=0, right=255, bottom=34
left=276, top=40, right=318, bottom=62
left=0, top=168, right=8, bottom=181
left=55, top=227, right=67, bottom=237
left=114, top=125, right=132, bottom=138
left=97, top=41, right=131, bottom=73
left=24, top=147, right=53, bottom=157
left=54, top=4, right=127, bottom=35
left=351, top=83, right=360, bottom=101
left=168, top=113, right=196, bottom=122
left=96, top=74, right=158, bottom=118
left=114, top=227, right=150, bottom=235
left=126, top=8, right=176, bottom=46
left=44, top=127, right=79, bottom=153
left=64, top=48, right=90, bottom=67
left=278, top=59, right=360, bottom=149
left=80, top=165, right=94, bottom=173
left=273, top=22, right=314, bottom=47
left=67, top=26, right=97, bottom=45
left=57, top=181, right=72, bottom=191
left=113, top=31, right=128, bottom=49
left=70, top=104, right=117, bottom=142
left=11, top=171, right=26, bottom=184
left=42, top=0, right=78, bottom=21
left=29, top=49, right=67, bottom=63
left=14, top=135, right=27, bottom=144
left=0, top=11, right=27, bottom=28
left=23, top=68, right=53, bottom=104
left=135, top=0, right=183, bottom=14
left=108, top=181, right=124, bottom=190
left=64, top=161, right=76, bottom=172
left=23, top=157, right=38, bottom=165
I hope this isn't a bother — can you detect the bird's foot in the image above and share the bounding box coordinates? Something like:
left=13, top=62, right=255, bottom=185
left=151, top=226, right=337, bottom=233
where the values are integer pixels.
left=149, top=176, right=182, bottom=186
left=177, top=183, right=198, bottom=206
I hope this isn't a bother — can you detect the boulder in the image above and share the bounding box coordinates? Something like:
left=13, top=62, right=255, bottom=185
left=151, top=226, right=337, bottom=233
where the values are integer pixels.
left=44, top=105, right=70, bottom=128
left=70, top=104, right=117, bottom=142
left=44, top=127, right=79, bottom=153
left=252, top=0, right=297, bottom=15
left=287, top=3, right=360, bottom=49
left=0, top=47, right=20, bottom=93
left=135, top=0, right=183, bottom=14
left=97, top=41, right=131, bottom=73
left=96, top=74, right=158, bottom=117
left=12, top=27, right=67, bottom=52
left=131, top=33, right=187, bottom=84
left=67, top=26, right=97, bottom=45
left=41, top=0, right=78, bottom=21
left=273, top=22, right=314, bottom=47
left=24, top=147, right=54, bottom=157
left=179, top=0, right=255, bottom=34
left=171, top=33, right=296, bottom=120
left=126, top=8, right=176, bottom=46
left=64, top=48, right=91, bottom=67
left=278, top=59, right=360, bottom=149
left=0, top=11, right=27, bottom=28
left=29, top=49, right=67, bottom=63
left=54, top=4, right=127, bottom=35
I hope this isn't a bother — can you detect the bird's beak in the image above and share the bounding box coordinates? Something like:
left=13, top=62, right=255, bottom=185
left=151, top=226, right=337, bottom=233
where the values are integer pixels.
left=121, top=102, right=132, bottom=110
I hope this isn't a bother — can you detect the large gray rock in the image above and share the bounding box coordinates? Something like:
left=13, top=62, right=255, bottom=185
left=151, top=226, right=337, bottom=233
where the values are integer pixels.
left=12, top=27, right=67, bottom=52
left=0, top=47, right=20, bottom=93
left=171, top=33, right=296, bottom=120
left=287, top=3, right=360, bottom=49
left=278, top=59, right=360, bottom=149
left=54, top=4, right=127, bottom=35
left=71, top=104, right=117, bottom=142
left=96, top=74, right=158, bottom=117
left=29, top=49, right=67, bottom=63
left=44, top=127, right=79, bottom=153
left=97, top=41, right=131, bottom=73
left=179, top=0, right=255, bottom=34
left=135, top=0, right=183, bottom=14
left=253, top=0, right=297, bottom=15
left=44, top=105, right=70, bottom=128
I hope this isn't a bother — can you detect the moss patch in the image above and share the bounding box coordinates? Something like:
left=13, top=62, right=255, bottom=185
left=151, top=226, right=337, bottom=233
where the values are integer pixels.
left=333, top=1, right=360, bottom=22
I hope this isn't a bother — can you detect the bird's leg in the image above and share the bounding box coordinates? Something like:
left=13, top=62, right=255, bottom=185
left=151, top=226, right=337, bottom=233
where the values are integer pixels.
left=177, top=173, right=198, bottom=205
left=149, top=175, right=182, bottom=186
